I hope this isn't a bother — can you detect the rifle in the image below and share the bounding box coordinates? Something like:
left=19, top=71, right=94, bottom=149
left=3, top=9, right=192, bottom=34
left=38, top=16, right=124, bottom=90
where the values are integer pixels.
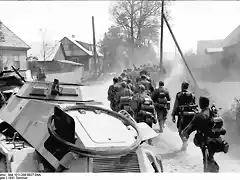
left=133, top=64, right=137, bottom=71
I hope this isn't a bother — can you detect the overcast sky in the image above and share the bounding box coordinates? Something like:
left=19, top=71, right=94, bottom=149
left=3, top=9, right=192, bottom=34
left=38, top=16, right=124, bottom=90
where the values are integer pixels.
left=0, top=1, right=240, bottom=53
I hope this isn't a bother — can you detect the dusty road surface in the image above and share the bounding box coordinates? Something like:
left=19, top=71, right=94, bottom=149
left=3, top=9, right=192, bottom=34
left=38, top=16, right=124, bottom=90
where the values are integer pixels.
left=80, top=65, right=240, bottom=173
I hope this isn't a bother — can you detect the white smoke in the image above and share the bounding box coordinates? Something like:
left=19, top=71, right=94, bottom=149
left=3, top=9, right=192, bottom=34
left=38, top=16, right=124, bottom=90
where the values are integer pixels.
left=165, top=60, right=184, bottom=86
left=164, top=59, right=185, bottom=99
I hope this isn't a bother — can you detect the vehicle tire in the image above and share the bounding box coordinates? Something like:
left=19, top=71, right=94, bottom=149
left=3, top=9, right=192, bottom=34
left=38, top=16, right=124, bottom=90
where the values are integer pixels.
left=155, top=156, right=164, bottom=173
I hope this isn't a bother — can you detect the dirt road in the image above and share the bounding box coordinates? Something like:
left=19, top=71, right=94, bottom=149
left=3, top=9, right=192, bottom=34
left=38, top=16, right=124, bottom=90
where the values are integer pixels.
left=81, top=64, right=240, bottom=173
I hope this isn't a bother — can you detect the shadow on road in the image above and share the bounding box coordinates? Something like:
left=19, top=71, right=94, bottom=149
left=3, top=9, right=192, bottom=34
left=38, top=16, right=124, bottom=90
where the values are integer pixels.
left=159, top=149, right=183, bottom=160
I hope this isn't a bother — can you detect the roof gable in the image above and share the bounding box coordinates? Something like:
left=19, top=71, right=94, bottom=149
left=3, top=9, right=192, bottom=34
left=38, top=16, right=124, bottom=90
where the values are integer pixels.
left=61, top=37, right=103, bottom=57
left=61, top=37, right=89, bottom=56
left=0, top=21, right=30, bottom=50
left=223, top=25, right=240, bottom=47
left=65, top=37, right=93, bottom=56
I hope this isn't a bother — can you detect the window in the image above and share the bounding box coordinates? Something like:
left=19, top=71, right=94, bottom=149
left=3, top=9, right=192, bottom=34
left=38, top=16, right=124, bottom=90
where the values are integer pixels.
left=59, top=87, right=78, bottom=96
left=72, top=58, right=78, bottom=62
left=13, top=56, right=19, bottom=62
left=29, top=87, right=47, bottom=97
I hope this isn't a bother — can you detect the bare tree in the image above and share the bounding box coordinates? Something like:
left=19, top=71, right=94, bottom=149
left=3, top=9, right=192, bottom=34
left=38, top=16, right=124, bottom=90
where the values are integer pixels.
left=109, top=0, right=172, bottom=47
left=39, top=28, right=58, bottom=62
left=0, top=21, right=4, bottom=42
left=0, top=20, right=5, bottom=71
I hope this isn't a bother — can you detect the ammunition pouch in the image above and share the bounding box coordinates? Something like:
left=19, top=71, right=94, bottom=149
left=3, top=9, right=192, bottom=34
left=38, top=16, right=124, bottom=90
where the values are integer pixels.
left=138, top=110, right=155, bottom=124
left=179, top=104, right=198, bottom=117
left=120, top=96, right=132, bottom=106
left=141, top=104, right=155, bottom=114
left=157, top=98, right=167, bottom=104
left=155, top=102, right=170, bottom=111
left=179, top=104, right=198, bottom=112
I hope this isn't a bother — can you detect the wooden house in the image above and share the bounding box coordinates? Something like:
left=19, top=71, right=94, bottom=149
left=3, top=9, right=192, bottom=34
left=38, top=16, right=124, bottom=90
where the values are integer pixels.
left=59, top=36, right=103, bottom=73
left=0, top=20, right=30, bottom=71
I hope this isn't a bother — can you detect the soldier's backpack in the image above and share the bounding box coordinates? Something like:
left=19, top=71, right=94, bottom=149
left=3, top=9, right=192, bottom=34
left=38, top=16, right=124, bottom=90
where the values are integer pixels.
left=141, top=97, right=155, bottom=114
left=107, top=85, right=115, bottom=101
left=208, top=106, right=226, bottom=138
left=157, top=91, right=170, bottom=110
left=178, top=91, right=194, bottom=106
left=194, top=107, right=229, bottom=153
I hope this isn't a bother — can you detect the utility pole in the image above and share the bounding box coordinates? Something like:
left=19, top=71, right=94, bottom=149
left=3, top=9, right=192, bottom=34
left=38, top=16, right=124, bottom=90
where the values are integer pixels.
left=0, top=20, right=4, bottom=71
left=159, top=0, right=164, bottom=72
left=92, top=16, right=97, bottom=75
left=130, top=0, right=134, bottom=69
left=163, top=13, right=198, bottom=87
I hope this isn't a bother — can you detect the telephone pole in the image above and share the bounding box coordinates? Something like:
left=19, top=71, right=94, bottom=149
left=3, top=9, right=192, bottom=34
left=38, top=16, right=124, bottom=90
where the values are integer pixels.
left=92, top=16, right=97, bottom=75
left=159, top=0, right=164, bottom=72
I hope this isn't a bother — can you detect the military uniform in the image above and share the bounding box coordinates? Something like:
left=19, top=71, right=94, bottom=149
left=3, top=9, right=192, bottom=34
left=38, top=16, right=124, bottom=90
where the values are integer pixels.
left=135, top=92, right=156, bottom=127
left=182, top=107, right=227, bottom=172
left=151, top=87, right=171, bottom=120
left=127, top=82, right=135, bottom=92
left=140, top=79, right=154, bottom=95
left=116, top=85, right=134, bottom=113
left=108, top=84, right=117, bottom=111
left=172, top=89, right=196, bottom=132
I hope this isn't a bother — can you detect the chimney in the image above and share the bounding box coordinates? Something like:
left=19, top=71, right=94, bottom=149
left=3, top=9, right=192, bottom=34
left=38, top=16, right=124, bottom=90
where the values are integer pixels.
left=72, top=35, right=75, bottom=39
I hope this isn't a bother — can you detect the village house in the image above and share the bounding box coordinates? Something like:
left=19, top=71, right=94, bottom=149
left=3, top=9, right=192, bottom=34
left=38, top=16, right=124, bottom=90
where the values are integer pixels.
left=196, top=25, right=240, bottom=67
left=59, top=36, right=104, bottom=75
left=0, top=21, right=30, bottom=71
left=27, top=41, right=85, bottom=82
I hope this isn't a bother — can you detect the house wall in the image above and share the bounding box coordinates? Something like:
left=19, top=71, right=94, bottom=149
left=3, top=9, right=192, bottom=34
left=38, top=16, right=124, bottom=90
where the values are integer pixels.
left=45, top=66, right=84, bottom=83
left=222, top=42, right=240, bottom=72
left=197, top=40, right=223, bottom=55
left=60, top=37, right=91, bottom=71
left=68, top=56, right=89, bottom=71
left=224, top=42, right=240, bottom=61
left=54, top=45, right=65, bottom=60
left=0, top=49, right=28, bottom=70
left=28, top=60, right=83, bottom=77
left=206, top=52, right=223, bottom=66
left=88, top=57, right=103, bottom=73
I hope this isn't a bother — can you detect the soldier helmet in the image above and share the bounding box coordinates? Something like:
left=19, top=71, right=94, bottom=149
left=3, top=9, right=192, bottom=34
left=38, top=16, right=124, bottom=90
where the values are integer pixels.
left=121, top=72, right=127, bottom=77
left=159, top=81, right=164, bottom=87
left=127, top=79, right=132, bottom=84
left=199, top=96, right=210, bottom=109
left=121, top=81, right=127, bottom=88
left=118, top=76, right=123, bottom=82
left=181, top=81, right=189, bottom=90
left=113, top=77, right=118, bottom=83
left=139, top=84, right=145, bottom=91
